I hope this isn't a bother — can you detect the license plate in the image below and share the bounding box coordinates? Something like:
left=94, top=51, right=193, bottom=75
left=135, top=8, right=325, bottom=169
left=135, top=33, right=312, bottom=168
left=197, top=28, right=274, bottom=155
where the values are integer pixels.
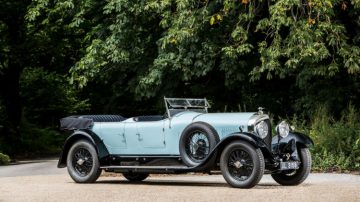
left=280, top=161, right=300, bottom=170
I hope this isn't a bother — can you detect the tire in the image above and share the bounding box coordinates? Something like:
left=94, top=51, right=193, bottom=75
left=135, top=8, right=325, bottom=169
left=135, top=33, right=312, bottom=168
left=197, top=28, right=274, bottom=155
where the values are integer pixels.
left=123, top=173, right=149, bottom=182
left=271, top=148, right=312, bottom=186
left=67, top=140, right=102, bottom=183
left=179, top=122, right=220, bottom=168
left=220, top=141, right=265, bottom=188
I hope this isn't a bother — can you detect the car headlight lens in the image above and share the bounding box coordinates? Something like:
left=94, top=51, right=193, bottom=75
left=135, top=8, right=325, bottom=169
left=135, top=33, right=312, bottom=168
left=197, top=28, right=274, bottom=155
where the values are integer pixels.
left=255, top=121, right=268, bottom=139
left=276, top=121, right=290, bottom=138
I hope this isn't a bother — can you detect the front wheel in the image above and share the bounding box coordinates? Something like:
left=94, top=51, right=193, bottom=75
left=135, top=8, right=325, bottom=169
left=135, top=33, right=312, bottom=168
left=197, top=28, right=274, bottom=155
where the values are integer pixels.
left=123, top=173, right=149, bottom=182
left=67, top=140, right=102, bottom=183
left=271, top=148, right=312, bottom=186
left=220, top=141, right=265, bottom=188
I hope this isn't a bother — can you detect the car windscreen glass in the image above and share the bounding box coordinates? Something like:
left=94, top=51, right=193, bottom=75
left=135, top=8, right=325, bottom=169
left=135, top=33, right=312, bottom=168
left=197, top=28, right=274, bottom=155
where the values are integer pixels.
left=166, top=98, right=209, bottom=108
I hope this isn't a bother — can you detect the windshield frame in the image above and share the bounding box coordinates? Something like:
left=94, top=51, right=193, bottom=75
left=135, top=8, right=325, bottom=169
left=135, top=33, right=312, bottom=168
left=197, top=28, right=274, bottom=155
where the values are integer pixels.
left=164, top=97, right=210, bottom=118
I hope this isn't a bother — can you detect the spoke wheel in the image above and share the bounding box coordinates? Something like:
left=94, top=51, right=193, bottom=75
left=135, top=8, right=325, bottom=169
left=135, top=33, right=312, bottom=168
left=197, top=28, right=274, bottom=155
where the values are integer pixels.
left=220, top=141, right=264, bottom=188
left=179, top=122, right=219, bottom=168
left=72, top=148, right=93, bottom=177
left=67, top=140, right=101, bottom=183
left=227, top=149, right=254, bottom=181
left=185, top=131, right=210, bottom=162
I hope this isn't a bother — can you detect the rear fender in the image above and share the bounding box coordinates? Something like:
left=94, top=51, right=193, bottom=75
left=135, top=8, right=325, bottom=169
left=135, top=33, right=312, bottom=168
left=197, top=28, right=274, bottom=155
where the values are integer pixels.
left=57, top=130, right=109, bottom=168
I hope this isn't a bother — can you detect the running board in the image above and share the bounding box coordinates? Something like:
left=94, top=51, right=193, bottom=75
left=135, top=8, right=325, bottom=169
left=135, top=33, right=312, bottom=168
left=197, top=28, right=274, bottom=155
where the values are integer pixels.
left=101, top=165, right=194, bottom=174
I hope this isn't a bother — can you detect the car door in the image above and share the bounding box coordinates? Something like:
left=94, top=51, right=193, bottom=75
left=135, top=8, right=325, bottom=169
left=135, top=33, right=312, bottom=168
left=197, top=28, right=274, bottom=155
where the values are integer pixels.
left=97, top=122, right=127, bottom=154
left=136, top=120, right=166, bottom=149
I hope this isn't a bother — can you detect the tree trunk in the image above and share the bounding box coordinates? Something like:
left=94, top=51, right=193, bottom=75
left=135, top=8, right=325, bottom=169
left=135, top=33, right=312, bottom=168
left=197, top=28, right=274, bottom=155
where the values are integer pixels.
left=0, top=2, right=27, bottom=153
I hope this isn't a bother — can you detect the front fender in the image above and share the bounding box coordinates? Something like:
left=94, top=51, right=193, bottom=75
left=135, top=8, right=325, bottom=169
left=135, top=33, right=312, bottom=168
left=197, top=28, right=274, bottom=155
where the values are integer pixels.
left=194, top=133, right=272, bottom=170
left=57, top=130, right=109, bottom=168
left=272, top=131, right=314, bottom=148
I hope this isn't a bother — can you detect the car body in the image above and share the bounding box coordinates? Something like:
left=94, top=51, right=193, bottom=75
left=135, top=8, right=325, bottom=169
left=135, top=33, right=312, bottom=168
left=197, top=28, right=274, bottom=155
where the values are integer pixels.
left=58, top=98, right=313, bottom=188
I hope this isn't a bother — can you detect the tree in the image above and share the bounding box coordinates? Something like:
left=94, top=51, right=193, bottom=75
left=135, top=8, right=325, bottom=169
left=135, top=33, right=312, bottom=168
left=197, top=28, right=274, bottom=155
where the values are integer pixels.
left=56, top=0, right=359, bottom=115
left=0, top=0, right=30, bottom=131
left=0, top=0, right=89, bottom=153
left=10, top=0, right=360, bottom=117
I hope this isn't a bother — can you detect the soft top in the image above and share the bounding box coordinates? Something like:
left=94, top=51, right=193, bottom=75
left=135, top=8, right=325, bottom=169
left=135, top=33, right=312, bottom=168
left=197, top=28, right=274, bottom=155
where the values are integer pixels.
left=60, top=115, right=126, bottom=130
left=78, top=115, right=125, bottom=122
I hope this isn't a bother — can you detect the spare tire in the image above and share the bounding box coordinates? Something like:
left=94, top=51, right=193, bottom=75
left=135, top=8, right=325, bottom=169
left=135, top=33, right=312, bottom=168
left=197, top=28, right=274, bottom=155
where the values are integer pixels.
left=179, top=122, right=220, bottom=168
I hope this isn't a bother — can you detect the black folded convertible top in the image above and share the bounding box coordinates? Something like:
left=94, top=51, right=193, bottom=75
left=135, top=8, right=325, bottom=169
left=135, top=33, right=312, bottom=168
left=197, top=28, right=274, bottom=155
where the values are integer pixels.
left=60, top=115, right=126, bottom=130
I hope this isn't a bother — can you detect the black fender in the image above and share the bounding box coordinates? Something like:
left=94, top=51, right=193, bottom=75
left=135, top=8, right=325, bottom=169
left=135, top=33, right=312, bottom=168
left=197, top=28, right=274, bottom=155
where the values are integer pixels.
left=193, top=132, right=272, bottom=170
left=271, top=132, right=313, bottom=162
left=57, top=130, right=110, bottom=168
left=272, top=131, right=314, bottom=148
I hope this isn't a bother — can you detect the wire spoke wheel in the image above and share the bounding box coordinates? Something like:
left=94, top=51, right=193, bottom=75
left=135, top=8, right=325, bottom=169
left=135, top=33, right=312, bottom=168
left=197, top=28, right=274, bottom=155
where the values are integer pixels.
left=179, top=122, right=219, bottom=168
left=227, top=149, right=254, bottom=181
left=185, top=131, right=210, bottom=161
left=220, top=141, right=264, bottom=188
left=72, top=148, right=94, bottom=177
left=67, top=140, right=101, bottom=183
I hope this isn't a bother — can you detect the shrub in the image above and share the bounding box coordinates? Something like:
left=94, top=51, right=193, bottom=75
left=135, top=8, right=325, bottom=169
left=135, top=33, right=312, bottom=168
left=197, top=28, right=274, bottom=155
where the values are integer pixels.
left=0, top=121, right=66, bottom=157
left=19, top=121, right=66, bottom=156
left=307, top=104, right=360, bottom=171
left=0, top=153, right=10, bottom=165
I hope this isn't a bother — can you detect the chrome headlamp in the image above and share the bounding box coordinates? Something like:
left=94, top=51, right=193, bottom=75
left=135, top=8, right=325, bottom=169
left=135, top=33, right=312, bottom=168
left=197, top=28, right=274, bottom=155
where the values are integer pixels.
left=248, top=112, right=270, bottom=139
left=276, top=121, right=290, bottom=138
left=255, top=121, right=269, bottom=139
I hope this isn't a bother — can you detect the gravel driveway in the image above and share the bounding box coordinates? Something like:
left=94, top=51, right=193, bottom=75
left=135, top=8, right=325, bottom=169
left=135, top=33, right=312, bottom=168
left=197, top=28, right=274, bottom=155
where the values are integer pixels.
left=0, top=160, right=359, bottom=202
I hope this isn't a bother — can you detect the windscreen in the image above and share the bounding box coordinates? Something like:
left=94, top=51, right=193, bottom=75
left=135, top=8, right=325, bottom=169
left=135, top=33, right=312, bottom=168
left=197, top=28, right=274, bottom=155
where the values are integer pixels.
left=166, top=98, right=209, bottom=108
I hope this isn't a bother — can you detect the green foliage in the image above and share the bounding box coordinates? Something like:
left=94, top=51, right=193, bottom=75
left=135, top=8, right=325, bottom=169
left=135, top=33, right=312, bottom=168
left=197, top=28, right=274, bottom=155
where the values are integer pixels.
left=253, top=0, right=360, bottom=79
left=307, top=105, right=360, bottom=170
left=46, top=0, right=359, bottom=97
left=22, top=0, right=359, bottom=117
left=0, top=0, right=359, bottom=171
left=0, top=152, right=10, bottom=165
left=20, top=68, right=90, bottom=126
left=18, top=122, right=65, bottom=156
left=312, top=151, right=355, bottom=171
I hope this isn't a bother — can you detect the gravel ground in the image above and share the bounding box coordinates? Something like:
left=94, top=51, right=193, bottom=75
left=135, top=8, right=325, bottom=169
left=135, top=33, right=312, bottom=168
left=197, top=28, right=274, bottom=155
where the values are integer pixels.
left=0, top=161, right=359, bottom=202
left=0, top=174, right=359, bottom=202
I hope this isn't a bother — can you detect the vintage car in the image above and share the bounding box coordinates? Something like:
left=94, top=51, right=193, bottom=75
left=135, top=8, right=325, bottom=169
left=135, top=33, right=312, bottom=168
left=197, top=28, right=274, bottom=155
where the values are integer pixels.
left=58, top=98, right=313, bottom=188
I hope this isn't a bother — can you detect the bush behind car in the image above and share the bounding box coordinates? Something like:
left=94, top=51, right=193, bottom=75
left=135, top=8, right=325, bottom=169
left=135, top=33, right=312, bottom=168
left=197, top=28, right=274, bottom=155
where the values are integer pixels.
left=291, top=104, right=360, bottom=171
left=0, top=152, right=10, bottom=165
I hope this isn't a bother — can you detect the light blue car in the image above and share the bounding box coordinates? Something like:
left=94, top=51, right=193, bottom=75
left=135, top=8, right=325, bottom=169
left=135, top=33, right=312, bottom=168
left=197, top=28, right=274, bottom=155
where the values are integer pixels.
left=58, top=98, right=313, bottom=188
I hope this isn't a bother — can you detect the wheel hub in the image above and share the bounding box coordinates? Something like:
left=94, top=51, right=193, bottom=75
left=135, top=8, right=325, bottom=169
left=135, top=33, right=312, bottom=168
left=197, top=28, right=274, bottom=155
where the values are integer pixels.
left=77, top=158, right=85, bottom=165
left=234, top=161, right=243, bottom=168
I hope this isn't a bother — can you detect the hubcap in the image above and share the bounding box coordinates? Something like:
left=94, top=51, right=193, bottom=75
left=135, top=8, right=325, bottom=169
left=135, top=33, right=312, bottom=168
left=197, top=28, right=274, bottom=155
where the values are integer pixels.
left=77, top=159, right=85, bottom=165
left=234, top=161, right=243, bottom=168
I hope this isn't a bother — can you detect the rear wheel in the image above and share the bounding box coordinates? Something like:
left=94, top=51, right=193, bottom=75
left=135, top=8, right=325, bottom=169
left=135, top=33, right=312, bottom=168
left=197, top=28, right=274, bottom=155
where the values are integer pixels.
left=179, top=122, right=219, bottom=168
left=220, top=141, right=264, bottom=188
left=271, top=148, right=311, bottom=186
left=67, top=140, right=101, bottom=183
left=123, top=173, right=149, bottom=182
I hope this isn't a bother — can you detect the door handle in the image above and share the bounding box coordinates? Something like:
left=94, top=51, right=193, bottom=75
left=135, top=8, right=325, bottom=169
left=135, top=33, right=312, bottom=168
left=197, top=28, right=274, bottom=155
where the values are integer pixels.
left=136, top=133, right=143, bottom=141
left=121, top=133, right=126, bottom=143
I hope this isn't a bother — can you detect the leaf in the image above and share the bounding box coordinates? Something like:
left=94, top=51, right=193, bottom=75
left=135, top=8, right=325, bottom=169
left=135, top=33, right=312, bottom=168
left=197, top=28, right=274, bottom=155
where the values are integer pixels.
left=210, top=16, right=215, bottom=25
